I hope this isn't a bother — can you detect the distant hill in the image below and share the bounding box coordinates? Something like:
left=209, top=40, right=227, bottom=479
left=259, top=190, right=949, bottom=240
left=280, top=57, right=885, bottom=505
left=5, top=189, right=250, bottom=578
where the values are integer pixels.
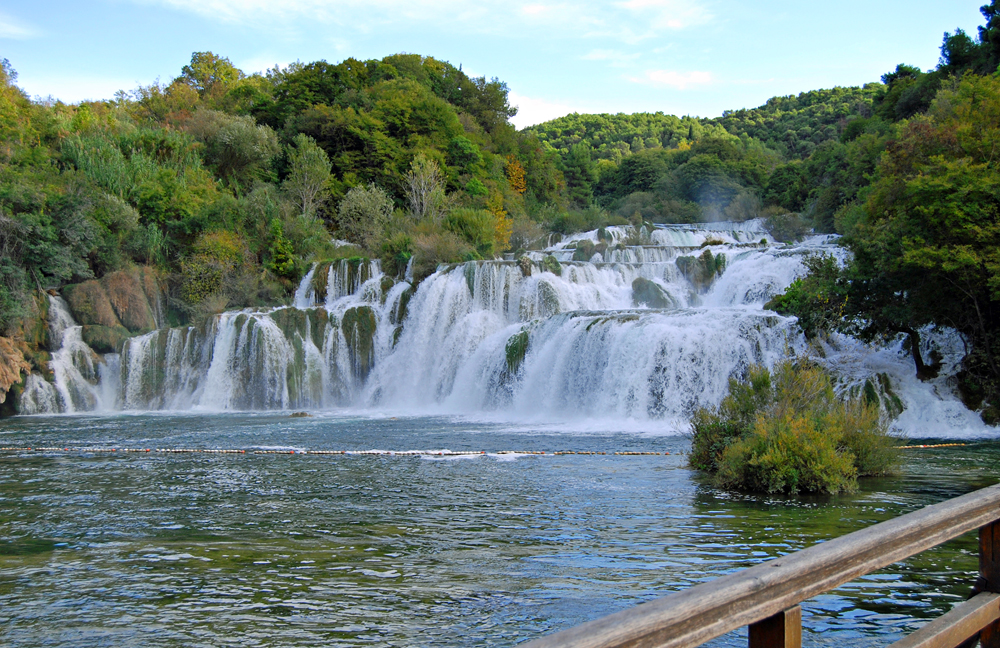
left=713, top=84, right=882, bottom=158
left=527, top=84, right=881, bottom=161
left=525, top=113, right=731, bottom=163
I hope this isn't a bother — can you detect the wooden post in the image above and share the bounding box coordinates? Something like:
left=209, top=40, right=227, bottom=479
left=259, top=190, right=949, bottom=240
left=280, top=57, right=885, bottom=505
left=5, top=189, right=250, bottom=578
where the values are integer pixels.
left=983, top=521, right=1000, bottom=648
left=748, top=606, right=801, bottom=648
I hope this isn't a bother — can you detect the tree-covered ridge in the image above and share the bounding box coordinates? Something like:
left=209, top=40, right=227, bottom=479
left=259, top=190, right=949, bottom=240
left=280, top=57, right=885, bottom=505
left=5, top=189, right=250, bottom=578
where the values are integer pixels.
left=0, top=51, right=567, bottom=357
left=529, top=85, right=881, bottom=165
left=525, top=85, right=883, bottom=227
left=714, top=85, right=881, bottom=159
left=527, top=112, right=730, bottom=163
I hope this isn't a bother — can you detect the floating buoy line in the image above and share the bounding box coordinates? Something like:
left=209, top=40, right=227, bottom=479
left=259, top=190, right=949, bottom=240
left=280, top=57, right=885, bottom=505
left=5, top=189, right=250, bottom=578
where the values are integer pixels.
left=0, top=446, right=673, bottom=457
left=0, top=444, right=971, bottom=456
left=895, top=443, right=969, bottom=449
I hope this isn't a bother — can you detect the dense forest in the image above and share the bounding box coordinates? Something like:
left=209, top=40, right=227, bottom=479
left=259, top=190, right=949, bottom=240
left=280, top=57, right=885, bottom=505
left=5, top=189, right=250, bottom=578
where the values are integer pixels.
left=1, top=2, right=999, bottom=420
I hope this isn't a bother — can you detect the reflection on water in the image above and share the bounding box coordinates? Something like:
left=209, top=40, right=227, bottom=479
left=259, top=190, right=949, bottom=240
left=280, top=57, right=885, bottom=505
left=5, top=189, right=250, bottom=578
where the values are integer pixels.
left=1, top=413, right=998, bottom=647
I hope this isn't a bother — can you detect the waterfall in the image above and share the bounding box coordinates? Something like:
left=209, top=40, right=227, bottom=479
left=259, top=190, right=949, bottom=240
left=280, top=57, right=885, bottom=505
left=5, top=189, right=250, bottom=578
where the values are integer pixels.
left=14, top=224, right=996, bottom=436
left=18, top=296, right=114, bottom=414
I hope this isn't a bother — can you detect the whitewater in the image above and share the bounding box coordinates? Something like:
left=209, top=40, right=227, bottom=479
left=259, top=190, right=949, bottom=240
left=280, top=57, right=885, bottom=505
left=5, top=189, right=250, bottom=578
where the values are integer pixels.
left=15, top=220, right=997, bottom=439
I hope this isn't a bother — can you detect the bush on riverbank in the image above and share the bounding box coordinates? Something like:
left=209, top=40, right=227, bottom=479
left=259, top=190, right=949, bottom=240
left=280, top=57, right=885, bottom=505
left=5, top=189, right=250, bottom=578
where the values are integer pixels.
left=689, top=360, right=898, bottom=494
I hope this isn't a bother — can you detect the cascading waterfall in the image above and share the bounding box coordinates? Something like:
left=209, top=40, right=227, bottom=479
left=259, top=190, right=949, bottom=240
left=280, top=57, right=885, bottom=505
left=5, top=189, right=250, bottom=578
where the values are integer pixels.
left=18, top=296, right=117, bottom=414
left=15, top=221, right=995, bottom=436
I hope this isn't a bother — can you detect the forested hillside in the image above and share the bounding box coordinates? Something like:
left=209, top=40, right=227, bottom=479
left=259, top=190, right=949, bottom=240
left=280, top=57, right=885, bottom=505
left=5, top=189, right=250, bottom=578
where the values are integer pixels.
left=2, top=1, right=1000, bottom=419
left=0, top=53, right=566, bottom=326
left=766, top=1, right=1000, bottom=424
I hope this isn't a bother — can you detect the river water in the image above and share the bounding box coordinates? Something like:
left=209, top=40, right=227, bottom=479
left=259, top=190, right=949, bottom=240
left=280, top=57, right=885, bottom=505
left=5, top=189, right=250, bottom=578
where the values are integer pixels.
left=2, top=413, right=999, bottom=647
left=5, top=221, right=1000, bottom=645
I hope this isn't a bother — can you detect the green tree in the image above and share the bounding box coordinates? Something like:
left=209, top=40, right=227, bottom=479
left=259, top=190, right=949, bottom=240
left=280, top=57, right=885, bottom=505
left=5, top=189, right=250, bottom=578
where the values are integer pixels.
left=562, top=143, right=596, bottom=206
left=188, top=110, right=279, bottom=191
left=335, top=183, right=393, bottom=249
left=178, top=51, right=244, bottom=98
left=283, top=133, right=331, bottom=218
left=404, top=154, right=447, bottom=221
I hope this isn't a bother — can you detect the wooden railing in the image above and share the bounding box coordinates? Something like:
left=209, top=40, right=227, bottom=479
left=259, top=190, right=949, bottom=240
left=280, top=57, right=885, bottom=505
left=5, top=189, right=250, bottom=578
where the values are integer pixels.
left=521, top=483, right=1000, bottom=648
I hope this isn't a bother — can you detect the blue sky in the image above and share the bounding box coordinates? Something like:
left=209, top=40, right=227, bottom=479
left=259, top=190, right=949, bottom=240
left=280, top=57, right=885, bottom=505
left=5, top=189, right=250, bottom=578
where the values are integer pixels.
left=0, top=1, right=987, bottom=128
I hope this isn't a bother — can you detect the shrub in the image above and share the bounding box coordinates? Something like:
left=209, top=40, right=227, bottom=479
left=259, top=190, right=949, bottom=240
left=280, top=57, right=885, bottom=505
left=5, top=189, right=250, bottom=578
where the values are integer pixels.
left=380, top=231, right=414, bottom=278
left=335, top=183, right=393, bottom=250
left=689, top=360, right=898, bottom=494
left=444, top=208, right=497, bottom=258
left=411, top=225, right=473, bottom=282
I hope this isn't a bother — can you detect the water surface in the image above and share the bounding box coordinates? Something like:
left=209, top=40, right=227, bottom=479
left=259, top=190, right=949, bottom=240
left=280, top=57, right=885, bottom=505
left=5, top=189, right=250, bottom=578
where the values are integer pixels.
left=1, top=413, right=998, bottom=647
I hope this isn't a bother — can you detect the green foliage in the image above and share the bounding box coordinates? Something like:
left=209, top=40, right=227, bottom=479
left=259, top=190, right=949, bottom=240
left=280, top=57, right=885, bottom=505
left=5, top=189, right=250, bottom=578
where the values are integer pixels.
left=447, top=136, right=482, bottom=172
left=715, top=86, right=881, bottom=158
left=379, top=231, right=414, bottom=278
left=528, top=112, right=725, bottom=163
left=335, top=183, right=393, bottom=250
left=283, top=133, right=331, bottom=218
left=465, top=177, right=488, bottom=197
left=444, top=208, right=496, bottom=258
left=187, top=110, right=279, bottom=191
left=181, top=230, right=253, bottom=307
left=267, top=219, right=296, bottom=279
left=766, top=254, right=847, bottom=338
left=178, top=51, right=244, bottom=98
left=410, top=225, right=473, bottom=282
left=691, top=361, right=898, bottom=494
left=764, top=211, right=808, bottom=242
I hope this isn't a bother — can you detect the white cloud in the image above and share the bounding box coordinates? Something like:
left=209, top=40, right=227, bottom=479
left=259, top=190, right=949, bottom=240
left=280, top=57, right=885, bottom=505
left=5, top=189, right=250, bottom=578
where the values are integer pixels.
left=582, top=49, right=641, bottom=67
left=0, top=12, right=40, bottom=40
left=508, top=91, right=586, bottom=129
left=133, top=0, right=710, bottom=42
left=616, top=0, right=711, bottom=30
left=630, top=69, right=712, bottom=89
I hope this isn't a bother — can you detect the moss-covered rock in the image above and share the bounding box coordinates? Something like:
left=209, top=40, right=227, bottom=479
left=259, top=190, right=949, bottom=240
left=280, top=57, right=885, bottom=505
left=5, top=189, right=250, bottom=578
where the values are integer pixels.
left=676, top=249, right=726, bottom=291
left=61, top=267, right=163, bottom=335
left=81, top=325, right=132, bottom=354
left=341, top=306, right=377, bottom=380
left=380, top=276, right=395, bottom=302
left=851, top=372, right=905, bottom=420
left=464, top=261, right=477, bottom=295
left=631, top=278, right=676, bottom=309
left=571, top=240, right=608, bottom=262
left=505, top=330, right=530, bottom=374
left=541, top=255, right=562, bottom=276
left=518, top=256, right=532, bottom=277
left=311, top=262, right=331, bottom=302
left=537, top=280, right=561, bottom=317
left=391, top=287, right=413, bottom=326
left=270, top=307, right=309, bottom=342
left=307, top=308, right=330, bottom=350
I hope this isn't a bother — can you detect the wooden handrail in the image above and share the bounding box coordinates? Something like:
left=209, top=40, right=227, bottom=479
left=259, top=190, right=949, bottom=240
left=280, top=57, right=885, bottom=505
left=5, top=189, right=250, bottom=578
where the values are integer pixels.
left=520, top=483, right=1000, bottom=648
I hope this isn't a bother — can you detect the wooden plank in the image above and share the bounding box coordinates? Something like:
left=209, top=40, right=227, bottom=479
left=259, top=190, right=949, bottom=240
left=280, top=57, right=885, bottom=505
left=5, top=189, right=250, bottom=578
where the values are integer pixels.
left=748, top=606, right=800, bottom=648
left=520, top=484, right=1000, bottom=648
left=983, top=522, right=1000, bottom=648
left=886, top=592, right=1000, bottom=648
